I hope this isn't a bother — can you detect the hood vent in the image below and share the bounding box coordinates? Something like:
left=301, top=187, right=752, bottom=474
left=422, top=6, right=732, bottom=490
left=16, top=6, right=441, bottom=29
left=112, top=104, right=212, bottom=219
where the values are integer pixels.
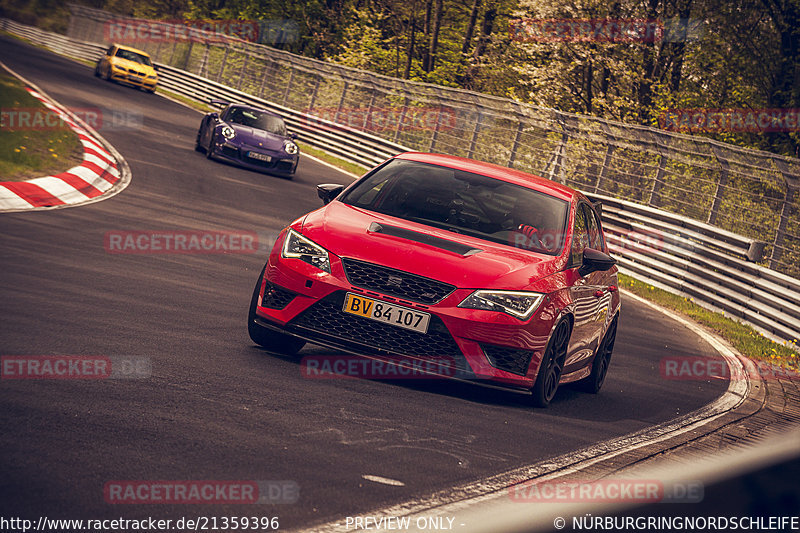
left=368, top=222, right=482, bottom=257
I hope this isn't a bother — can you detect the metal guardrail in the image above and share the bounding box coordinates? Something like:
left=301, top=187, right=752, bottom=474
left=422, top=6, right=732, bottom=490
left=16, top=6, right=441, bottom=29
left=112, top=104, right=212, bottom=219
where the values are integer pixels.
left=64, top=4, right=800, bottom=280
left=596, top=195, right=800, bottom=342
left=3, top=18, right=799, bottom=345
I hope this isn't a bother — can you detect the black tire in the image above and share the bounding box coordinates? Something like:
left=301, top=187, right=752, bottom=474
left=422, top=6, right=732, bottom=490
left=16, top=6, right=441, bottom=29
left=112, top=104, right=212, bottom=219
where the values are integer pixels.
left=195, top=127, right=205, bottom=152
left=578, top=317, right=618, bottom=394
left=247, top=266, right=305, bottom=355
left=206, top=131, right=216, bottom=159
left=530, top=319, right=571, bottom=407
left=94, top=63, right=101, bottom=77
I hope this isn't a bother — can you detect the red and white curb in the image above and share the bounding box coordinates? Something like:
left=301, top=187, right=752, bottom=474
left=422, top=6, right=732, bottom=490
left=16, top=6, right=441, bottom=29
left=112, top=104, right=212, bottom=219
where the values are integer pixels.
left=0, top=62, right=131, bottom=212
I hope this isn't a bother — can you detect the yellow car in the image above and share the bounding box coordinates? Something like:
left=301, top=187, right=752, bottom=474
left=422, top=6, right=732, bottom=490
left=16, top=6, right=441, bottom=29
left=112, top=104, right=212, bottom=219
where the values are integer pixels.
left=94, top=44, right=158, bottom=93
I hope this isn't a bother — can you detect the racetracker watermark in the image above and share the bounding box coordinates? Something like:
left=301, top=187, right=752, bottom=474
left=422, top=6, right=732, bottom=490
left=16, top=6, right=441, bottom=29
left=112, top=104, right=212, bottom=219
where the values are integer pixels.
left=506, top=227, right=663, bottom=255
left=509, top=479, right=703, bottom=503
left=1, top=107, right=142, bottom=131
left=104, top=480, right=298, bottom=504
left=660, top=356, right=800, bottom=381
left=104, top=19, right=298, bottom=45
left=1, top=356, right=150, bottom=380
left=301, top=355, right=459, bottom=380
left=104, top=230, right=259, bottom=254
left=659, top=108, right=800, bottom=133
left=105, top=19, right=258, bottom=43
left=509, top=18, right=702, bottom=43
left=606, top=228, right=665, bottom=254
left=303, top=107, right=457, bottom=133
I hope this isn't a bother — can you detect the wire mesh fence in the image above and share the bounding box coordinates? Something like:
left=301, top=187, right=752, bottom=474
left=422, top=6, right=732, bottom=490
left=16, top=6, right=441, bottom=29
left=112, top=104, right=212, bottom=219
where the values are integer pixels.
left=66, top=4, right=800, bottom=279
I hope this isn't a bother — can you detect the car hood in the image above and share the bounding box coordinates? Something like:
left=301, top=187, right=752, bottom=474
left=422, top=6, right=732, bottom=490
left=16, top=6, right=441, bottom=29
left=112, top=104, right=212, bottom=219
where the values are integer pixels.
left=113, top=58, right=155, bottom=75
left=228, top=124, right=287, bottom=151
left=299, top=202, right=568, bottom=291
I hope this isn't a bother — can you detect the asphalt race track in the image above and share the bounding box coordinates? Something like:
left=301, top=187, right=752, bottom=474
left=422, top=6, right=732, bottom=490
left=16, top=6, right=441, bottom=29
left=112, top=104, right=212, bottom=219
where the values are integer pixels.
left=0, top=36, right=729, bottom=530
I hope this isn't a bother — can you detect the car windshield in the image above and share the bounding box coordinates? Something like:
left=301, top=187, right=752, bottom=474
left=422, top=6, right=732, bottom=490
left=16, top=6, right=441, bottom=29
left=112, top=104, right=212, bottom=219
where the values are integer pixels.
left=224, top=107, right=287, bottom=135
left=114, top=49, right=152, bottom=66
left=340, top=159, right=570, bottom=255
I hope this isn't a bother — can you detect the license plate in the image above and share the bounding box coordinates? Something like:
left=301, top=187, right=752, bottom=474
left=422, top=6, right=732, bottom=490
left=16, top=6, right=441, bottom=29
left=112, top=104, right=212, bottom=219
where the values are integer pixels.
left=129, top=76, right=142, bottom=83
left=248, top=151, right=271, bottom=162
left=343, top=293, right=430, bottom=334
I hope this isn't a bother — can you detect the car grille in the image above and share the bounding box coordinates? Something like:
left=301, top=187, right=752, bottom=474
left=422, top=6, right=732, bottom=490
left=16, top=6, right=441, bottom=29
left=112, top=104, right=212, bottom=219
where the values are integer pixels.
left=341, top=258, right=455, bottom=305
left=261, top=282, right=296, bottom=310
left=481, top=344, right=534, bottom=376
left=222, top=146, right=239, bottom=158
left=289, top=292, right=472, bottom=375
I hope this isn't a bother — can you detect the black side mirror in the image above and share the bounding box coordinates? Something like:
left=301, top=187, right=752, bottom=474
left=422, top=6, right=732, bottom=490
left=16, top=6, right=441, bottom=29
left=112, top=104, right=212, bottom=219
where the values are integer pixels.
left=290, top=132, right=298, bottom=140
left=317, top=183, right=345, bottom=205
left=209, top=112, right=219, bottom=121
left=578, top=247, right=616, bottom=277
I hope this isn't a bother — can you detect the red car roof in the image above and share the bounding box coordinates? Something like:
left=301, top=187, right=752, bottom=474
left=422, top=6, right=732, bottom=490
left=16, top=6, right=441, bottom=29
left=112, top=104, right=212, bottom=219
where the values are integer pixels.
left=395, top=152, right=577, bottom=202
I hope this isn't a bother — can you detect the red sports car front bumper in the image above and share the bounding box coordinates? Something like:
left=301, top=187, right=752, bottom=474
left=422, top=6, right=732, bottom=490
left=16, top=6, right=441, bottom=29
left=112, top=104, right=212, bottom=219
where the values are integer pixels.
left=253, top=232, right=561, bottom=390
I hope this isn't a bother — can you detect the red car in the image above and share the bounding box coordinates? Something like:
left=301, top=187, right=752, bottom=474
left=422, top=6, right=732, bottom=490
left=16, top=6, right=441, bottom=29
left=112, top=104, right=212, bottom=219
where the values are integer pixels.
left=248, top=153, right=620, bottom=406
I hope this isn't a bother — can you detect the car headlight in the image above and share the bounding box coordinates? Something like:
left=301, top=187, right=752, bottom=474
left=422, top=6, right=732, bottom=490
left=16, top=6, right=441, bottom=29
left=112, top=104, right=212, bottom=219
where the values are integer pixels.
left=284, top=141, right=298, bottom=155
left=281, top=229, right=331, bottom=273
left=458, top=290, right=544, bottom=320
left=221, top=126, right=235, bottom=140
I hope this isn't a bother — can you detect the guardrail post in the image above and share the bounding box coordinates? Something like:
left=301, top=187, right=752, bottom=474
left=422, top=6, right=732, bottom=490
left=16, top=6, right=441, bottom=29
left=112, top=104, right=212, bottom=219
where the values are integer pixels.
left=594, top=144, right=615, bottom=194
left=707, top=146, right=729, bottom=226
left=648, top=154, right=667, bottom=207
left=364, top=89, right=376, bottom=131
left=428, top=104, right=445, bottom=152
left=393, top=97, right=410, bottom=143
left=258, top=60, right=272, bottom=98
left=183, top=40, right=194, bottom=71
left=197, top=42, right=209, bottom=77
left=281, top=68, right=295, bottom=106
left=334, top=82, right=348, bottom=124
left=549, top=131, right=569, bottom=185
left=237, top=53, right=248, bottom=89
left=216, top=46, right=229, bottom=82
left=467, top=110, right=483, bottom=159
left=307, top=77, right=321, bottom=111
left=769, top=160, right=799, bottom=269
left=769, top=186, right=795, bottom=268
left=507, top=121, right=524, bottom=169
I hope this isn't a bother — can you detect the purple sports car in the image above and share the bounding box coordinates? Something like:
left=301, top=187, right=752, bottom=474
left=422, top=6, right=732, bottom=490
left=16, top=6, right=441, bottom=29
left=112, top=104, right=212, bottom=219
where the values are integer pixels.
left=196, top=100, right=299, bottom=178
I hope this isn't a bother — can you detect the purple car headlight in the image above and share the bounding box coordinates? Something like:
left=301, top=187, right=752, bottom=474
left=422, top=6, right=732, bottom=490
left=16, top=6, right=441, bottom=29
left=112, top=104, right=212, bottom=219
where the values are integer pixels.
left=221, top=125, right=235, bottom=140
left=284, top=140, right=298, bottom=155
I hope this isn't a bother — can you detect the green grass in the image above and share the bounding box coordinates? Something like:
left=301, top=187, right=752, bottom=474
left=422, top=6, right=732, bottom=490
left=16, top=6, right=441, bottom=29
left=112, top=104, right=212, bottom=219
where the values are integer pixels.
left=296, top=142, right=368, bottom=178
left=156, top=87, right=216, bottom=114
left=620, top=273, right=799, bottom=372
left=0, top=67, right=83, bottom=181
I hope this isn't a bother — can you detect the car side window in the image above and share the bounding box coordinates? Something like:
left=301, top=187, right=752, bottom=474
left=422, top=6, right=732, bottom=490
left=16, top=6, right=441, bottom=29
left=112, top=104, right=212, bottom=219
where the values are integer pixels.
left=583, top=204, right=605, bottom=251
left=570, top=204, right=589, bottom=267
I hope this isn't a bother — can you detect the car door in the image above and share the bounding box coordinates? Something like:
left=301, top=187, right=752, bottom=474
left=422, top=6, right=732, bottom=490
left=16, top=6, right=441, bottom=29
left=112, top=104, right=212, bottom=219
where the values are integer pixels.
left=563, top=202, right=607, bottom=373
left=582, top=203, right=615, bottom=348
